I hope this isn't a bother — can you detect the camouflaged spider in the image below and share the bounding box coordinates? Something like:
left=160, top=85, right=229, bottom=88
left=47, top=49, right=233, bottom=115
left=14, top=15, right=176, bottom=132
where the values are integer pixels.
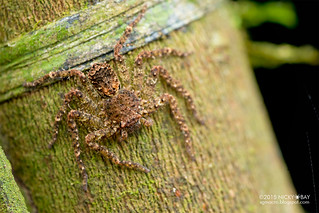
left=24, top=6, right=204, bottom=191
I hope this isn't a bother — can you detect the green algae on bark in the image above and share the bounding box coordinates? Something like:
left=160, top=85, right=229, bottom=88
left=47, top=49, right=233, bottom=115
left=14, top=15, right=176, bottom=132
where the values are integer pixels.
left=0, top=0, right=223, bottom=103
left=0, top=0, right=102, bottom=44
left=0, top=146, right=29, bottom=213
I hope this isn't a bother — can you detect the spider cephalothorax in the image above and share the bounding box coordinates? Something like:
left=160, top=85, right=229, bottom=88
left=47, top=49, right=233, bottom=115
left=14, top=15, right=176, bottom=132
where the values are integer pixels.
left=88, top=63, right=144, bottom=137
left=24, top=6, right=204, bottom=192
left=88, top=63, right=121, bottom=97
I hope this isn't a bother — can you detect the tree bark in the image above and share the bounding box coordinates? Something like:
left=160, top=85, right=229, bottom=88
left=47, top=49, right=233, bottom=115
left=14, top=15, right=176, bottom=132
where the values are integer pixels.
left=0, top=146, right=28, bottom=212
left=0, top=0, right=301, bottom=212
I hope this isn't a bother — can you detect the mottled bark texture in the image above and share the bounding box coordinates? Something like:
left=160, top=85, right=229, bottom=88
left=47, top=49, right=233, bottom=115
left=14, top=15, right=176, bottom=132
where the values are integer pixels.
left=0, top=0, right=102, bottom=43
left=0, top=1, right=301, bottom=212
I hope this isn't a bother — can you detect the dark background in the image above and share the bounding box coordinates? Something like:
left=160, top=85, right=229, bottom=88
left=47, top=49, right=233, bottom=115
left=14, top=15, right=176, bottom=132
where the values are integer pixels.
left=244, top=0, right=318, bottom=212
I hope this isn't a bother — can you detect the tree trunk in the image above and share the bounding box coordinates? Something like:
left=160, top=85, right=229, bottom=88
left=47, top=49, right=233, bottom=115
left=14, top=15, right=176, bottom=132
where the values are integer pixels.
left=0, top=0, right=301, bottom=212
left=0, top=146, right=28, bottom=212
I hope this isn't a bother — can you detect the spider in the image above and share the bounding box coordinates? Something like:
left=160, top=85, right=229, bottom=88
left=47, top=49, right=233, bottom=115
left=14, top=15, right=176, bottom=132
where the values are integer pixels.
left=24, top=6, right=204, bottom=191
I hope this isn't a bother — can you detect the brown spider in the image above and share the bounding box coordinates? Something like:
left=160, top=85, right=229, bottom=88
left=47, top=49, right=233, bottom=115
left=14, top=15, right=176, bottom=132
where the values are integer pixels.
left=24, top=6, right=204, bottom=191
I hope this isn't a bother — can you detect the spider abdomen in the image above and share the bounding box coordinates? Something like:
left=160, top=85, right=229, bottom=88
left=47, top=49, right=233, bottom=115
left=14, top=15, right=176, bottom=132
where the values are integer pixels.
left=106, top=89, right=141, bottom=129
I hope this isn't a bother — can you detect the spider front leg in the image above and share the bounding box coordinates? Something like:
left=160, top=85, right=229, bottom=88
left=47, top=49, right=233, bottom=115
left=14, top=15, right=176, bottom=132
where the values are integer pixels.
left=113, top=5, right=147, bottom=88
left=142, top=93, right=195, bottom=161
left=149, top=65, right=205, bottom=125
left=23, top=69, right=100, bottom=99
left=24, top=69, right=87, bottom=88
left=67, top=110, right=104, bottom=191
left=134, top=47, right=191, bottom=66
left=49, top=89, right=101, bottom=148
left=114, top=5, right=147, bottom=62
left=85, top=128, right=150, bottom=174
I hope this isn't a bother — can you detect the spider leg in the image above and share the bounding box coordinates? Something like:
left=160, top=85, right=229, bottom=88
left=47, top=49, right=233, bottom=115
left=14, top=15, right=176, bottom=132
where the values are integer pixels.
left=134, top=48, right=191, bottom=92
left=67, top=110, right=104, bottom=192
left=23, top=69, right=87, bottom=88
left=49, top=89, right=102, bottom=148
left=135, top=47, right=191, bottom=66
left=118, top=129, right=128, bottom=142
left=115, top=57, right=133, bottom=90
left=85, top=129, right=150, bottom=173
left=24, top=68, right=101, bottom=99
left=112, top=6, right=146, bottom=88
left=140, top=117, right=153, bottom=127
left=142, top=93, right=195, bottom=161
left=113, top=5, right=147, bottom=89
left=114, top=5, right=147, bottom=62
left=149, top=65, right=204, bottom=124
